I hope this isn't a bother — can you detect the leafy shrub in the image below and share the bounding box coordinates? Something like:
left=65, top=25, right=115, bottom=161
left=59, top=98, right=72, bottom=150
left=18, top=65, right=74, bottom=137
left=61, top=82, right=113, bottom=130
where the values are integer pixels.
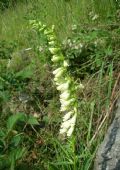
left=62, top=24, right=120, bottom=78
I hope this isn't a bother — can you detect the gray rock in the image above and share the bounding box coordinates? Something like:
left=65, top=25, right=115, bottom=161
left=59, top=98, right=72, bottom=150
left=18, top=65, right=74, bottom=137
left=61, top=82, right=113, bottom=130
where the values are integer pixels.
left=94, top=97, right=120, bottom=170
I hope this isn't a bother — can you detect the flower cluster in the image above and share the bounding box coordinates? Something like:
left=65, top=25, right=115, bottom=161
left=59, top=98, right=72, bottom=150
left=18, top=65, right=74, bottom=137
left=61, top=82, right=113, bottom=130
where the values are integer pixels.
left=30, top=20, right=84, bottom=137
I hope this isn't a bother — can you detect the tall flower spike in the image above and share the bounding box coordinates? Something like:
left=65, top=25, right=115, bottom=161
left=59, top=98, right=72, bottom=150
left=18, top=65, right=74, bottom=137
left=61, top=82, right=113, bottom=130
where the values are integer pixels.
left=30, top=20, right=84, bottom=138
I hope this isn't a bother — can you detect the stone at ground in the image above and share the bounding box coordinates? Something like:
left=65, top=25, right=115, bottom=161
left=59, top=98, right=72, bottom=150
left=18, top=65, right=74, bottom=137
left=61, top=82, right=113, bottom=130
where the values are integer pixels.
left=94, top=97, right=120, bottom=170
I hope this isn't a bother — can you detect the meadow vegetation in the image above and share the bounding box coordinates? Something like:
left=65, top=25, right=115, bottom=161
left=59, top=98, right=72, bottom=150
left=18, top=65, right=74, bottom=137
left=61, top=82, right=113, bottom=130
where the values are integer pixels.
left=0, top=0, right=120, bottom=169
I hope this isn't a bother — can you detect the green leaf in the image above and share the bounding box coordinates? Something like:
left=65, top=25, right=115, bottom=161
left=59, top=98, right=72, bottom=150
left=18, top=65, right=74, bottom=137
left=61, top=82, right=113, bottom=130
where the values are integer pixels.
left=9, top=147, right=27, bottom=170
left=10, top=156, right=15, bottom=170
left=7, top=113, right=26, bottom=132
left=0, top=139, right=5, bottom=151
left=0, top=129, right=6, bottom=138
left=0, top=90, right=10, bottom=102
left=105, top=46, right=113, bottom=56
left=27, top=115, right=39, bottom=125
left=0, top=156, right=10, bottom=170
left=10, top=134, right=22, bottom=147
left=15, top=65, right=33, bottom=79
left=15, top=147, right=26, bottom=160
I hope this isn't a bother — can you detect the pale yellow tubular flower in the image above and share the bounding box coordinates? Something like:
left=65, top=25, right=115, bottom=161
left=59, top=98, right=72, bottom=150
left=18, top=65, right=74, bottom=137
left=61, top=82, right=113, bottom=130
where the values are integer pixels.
left=63, top=111, right=73, bottom=121
left=60, top=105, right=68, bottom=112
left=67, top=125, right=74, bottom=137
left=60, top=98, right=75, bottom=108
left=51, top=56, right=58, bottom=62
left=57, top=81, right=70, bottom=91
left=64, top=113, right=77, bottom=137
left=54, top=69, right=64, bottom=78
left=69, top=113, right=77, bottom=125
left=60, top=98, right=74, bottom=106
left=60, top=113, right=77, bottom=136
left=51, top=54, right=64, bottom=62
left=60, top=91, right=70, bottom=100
left=53, top=67, right=63, bottom=75
left=60, top=103, right=73, bottom=112
left=59, top=127, right=67, bottom=134
left=54, top=77, right=64, bottom=86
left=60, top=119, right=71, bottom=129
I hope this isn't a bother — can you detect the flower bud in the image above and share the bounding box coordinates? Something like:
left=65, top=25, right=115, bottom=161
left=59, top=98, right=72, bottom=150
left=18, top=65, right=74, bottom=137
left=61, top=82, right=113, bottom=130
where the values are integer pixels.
left=39, top=25, right=46, bottom=32
left=63, top=60, right=69, bottom=67
left=47, top=35, right=56, bottom=41
left=51, top=25, right=55, bottom=31
left=48, top=41, right=55, bottom=45
left=76, top=83, right=84, bottom=90
left=44, top=29, right=53, bottom=35
left=51, top=55, right=64, bottom=62
left=49, top=47, right=61, bottom=54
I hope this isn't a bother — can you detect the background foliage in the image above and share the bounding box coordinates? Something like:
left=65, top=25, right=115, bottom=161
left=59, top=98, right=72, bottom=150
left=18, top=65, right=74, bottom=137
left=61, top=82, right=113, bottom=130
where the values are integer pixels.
left=0, top=0, right=120, bottom=169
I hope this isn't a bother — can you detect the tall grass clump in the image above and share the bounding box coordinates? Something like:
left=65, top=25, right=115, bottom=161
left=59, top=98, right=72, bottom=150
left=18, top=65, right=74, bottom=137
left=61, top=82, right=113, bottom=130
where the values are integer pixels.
left=0, top=0, right=118, bottom=43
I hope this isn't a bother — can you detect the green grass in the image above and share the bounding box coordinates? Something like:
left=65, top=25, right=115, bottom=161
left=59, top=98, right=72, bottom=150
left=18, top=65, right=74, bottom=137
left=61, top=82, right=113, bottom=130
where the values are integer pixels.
left=0, top=2, right=27, bottom=41
left=0, top=0, right=120, bottom=170
left=0, top=0, right=117, bottom=41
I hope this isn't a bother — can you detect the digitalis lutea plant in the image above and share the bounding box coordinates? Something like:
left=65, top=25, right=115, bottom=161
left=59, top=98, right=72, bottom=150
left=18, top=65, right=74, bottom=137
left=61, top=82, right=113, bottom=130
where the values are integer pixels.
left=30, top=20, right=84, bottom=137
